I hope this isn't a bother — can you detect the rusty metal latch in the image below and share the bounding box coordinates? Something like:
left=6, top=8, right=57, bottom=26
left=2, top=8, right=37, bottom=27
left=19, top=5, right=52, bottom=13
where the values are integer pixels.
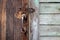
left=14, top=3, right=35, bottom=40
left=15, top=8, right=35, bottom=19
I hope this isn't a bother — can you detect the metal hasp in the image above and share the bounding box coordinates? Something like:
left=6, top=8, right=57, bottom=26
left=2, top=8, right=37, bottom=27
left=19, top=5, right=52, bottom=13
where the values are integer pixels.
left=14, top=3, right=35, bottom=40
left=14, top=0, right=39, bottom=40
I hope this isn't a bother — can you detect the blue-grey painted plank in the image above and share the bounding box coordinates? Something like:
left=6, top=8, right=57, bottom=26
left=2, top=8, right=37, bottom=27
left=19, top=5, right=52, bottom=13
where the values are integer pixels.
left=39, top=14, right=60, bottom=24
left=39, top=26, right=60, bottom=36
left=39, top=3, right=60, bottom=13
left=39, top=37, right=60, bottom=40
left=39, top=0, right=60, bottom=2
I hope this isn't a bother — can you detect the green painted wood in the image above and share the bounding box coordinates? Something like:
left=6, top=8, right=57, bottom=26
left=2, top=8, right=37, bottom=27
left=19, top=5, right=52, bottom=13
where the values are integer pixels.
left=39, top=0, right=60, bottom=2
left=39, top=14, right=60, bottom=24
left=39, top=37, right=60, bottom=40
left=39, top=1, right=60, bottom=40
left=39, top=25, right=60, bottom=36
left=39, top=3, right=60, bottom=13
left=1, top=0, right=39, bottom=40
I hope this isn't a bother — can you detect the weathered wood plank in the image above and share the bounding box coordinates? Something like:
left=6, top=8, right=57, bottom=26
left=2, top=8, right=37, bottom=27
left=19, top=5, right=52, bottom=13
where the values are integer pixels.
left=13, top=0, right=22, bottom=40
left=6, top=0, right=17, bottom=40
left=6, top=0, right=29, bottom=40
left=39, top=25, right=60, bottom=36
left=13, top=19, right=22, bottom=40
left=39, top=14, right=60, bottom=24
left=1, top=0, right=7, bottom=40
left=0, top=0, right=2, bottom=40
left=29, top=0, right=39, bottom=40
left=39, top=3, right=60, bottom=13
left=39, top=37, right=60, bottom=40
left=0, top=0, right=3, bottom=40
left=39, top=0, right=60, bottom=2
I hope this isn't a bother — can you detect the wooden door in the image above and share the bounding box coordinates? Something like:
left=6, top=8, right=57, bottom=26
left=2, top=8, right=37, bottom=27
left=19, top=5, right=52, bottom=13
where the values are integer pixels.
left=0, top=0, right=39, bottom=40
left=6, top=0, right=29, bottom=40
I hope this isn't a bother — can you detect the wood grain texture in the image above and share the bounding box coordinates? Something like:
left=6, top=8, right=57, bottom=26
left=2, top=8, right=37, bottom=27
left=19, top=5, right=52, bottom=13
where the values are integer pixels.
left=39, top=37, right=60, bottom=40
left=13, top=19, right=22, bottom=40
left=0, top=0, right=3, bottom=40
left=39, top=0, right=60, bottom=40
left=6, top=0, right=14, bottom=40
left=39, top=3, right=60, bottom=13
left=6, top=0, right=28, bottom=40
left=39, top=14, right=60, bottom=24
left=13, top=0, right=23, bottom=40
left=39, top=25, right=60, bottom=36
left=1, top=0, right=7, bottom=40
left=6, top=0, right=22, bottom=40
left=29, top=0, right=39, bottom=40
left=1, top=0, right=39, bottom=40
left=39, top=0, right=60, bottom=2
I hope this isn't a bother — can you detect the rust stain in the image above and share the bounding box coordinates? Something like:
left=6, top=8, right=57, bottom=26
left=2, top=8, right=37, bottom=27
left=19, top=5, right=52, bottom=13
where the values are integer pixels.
left=15, top=11, right=23, bottom=19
